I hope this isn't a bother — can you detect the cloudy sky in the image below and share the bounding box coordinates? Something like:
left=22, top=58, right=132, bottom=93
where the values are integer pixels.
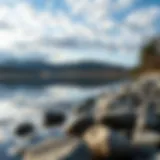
left=0, top=0, right=160, bottom=67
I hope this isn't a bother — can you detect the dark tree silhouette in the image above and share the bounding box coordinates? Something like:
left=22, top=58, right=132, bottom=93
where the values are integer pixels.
left=131, top=36, right=160, bottom=77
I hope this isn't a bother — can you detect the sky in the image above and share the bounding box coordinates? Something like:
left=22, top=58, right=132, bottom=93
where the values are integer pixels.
left=0, top=0, right=160, bottom=67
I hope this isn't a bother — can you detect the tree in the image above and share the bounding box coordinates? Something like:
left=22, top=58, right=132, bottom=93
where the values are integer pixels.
left=131, top=36, right=160, bottom=77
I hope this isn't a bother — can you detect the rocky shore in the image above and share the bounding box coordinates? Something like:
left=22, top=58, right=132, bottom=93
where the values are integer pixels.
left=18, top=73, right=160, bottom=159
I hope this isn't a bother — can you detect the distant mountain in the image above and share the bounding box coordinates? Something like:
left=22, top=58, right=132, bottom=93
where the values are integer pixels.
left=63, top=61, right=127, bottom=71
left=0, top=60, right=129, bottom=85
left=0, top=60, right=127, bottom=71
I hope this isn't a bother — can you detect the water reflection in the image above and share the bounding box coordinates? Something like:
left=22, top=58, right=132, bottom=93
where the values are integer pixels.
left=0, top=81, right=129, bottom=144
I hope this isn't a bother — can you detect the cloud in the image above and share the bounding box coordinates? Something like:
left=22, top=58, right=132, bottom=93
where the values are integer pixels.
left=0, top=0, right=159, bottom=66
left=66, top=0, right=89, bottom=15
left=66, top=0, right=135, bottom=17
left=65, top=0, right=157, bottom=52
left=0, top=2, right=97, bottom=51
left=126, top=6, right=160, bottom=28
left=114, top=0, right=135, bottom=10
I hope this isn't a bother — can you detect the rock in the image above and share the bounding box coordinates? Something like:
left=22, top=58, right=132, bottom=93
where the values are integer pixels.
left=109, top=92, right=142, bottom=110
left=43, top=111, right=66, bottom=128
left=153, top=88, right=160, bottom=102
left=83, top=124, right=133, bottom=159
left=145, top=102, right=160, bottom=131
left=133, top=75, right=160, bottom=100
left=98, top=110, right=136, bottom=130
left=14, top=122, right=35, bottom=137
left=24, top=137, right=80, bottom=160
left=23, top=73, right=160, bottom=160
left=65, top=114, right=95, bottom=137
left=132, top=131, right=160, bottom=147
left=96, top=102, right=160, bottom=132
left=73, top=97, right=96, bottom=115
left=94, top=92, right=137, bottom=130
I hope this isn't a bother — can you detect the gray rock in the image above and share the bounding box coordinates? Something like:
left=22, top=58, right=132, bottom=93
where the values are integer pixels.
left=65, top=114, right=95, bottom=137
left=73, top=97, right=96, bottom=116
left=43, top=110, right=66, bottom=128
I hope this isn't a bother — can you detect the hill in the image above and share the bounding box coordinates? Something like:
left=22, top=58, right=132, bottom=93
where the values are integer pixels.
left=0, top=60, right=129, bottom=85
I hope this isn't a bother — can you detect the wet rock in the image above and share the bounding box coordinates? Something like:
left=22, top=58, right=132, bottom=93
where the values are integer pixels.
left=94, top=92, right=137, bottom=130
left=153, top=88, right=160, bottom=102
left=73, top=97, right=96, bottom=115
left=14, top=122, right=35, bottom=137
left=96, top=101, right=160, bottom=131
left=43, top=110, right=66, bottom=128
left=109, top=92, right=142, bottom=110
left=133, top=75, right=160, bottom=100
left=142, top=80, right=157, bottom=94
left=145, top=102, right=160, bottom=131
left=98, top=110, right=136, bottom=130
left=132, top=131, right=160, bottom=147
left=65, top=114, right=95, bottom=137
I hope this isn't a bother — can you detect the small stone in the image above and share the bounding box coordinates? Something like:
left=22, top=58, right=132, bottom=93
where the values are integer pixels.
left=14, top=122, right=35, bottom=137
left=43, top=111, right=66, bottom=128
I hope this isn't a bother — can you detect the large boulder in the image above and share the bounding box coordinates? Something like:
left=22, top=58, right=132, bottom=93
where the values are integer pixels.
left=83, top=124, right=133, bottom=159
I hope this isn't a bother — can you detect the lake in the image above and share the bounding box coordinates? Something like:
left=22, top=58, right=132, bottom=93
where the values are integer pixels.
left=0, top=81, right=129, bottom=160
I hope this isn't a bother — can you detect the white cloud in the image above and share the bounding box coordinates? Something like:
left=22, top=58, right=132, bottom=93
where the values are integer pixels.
left=126, top=6, right=160, bottom=28
left=0, top=0, right=158, bottom=65
left=66, top=0, right=136, bottom=26
left=66, top=0, right=112, bottom=29
left=66, top=0, right=89, bottom=15
left=67, top=0, right=135, bottom=17
left=65, top=0, right=142, bottom=51
left=115, top=0, right=135, bottom=10
left=0, top=2, right=96, bottom=52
